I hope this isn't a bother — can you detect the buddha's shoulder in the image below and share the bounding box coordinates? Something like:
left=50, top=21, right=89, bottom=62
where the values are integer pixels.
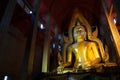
left=79, top=41, right=96, bottom=46
left=87, top=41, right=97, bottom=46
left=68, top=41, right=96, bottom=48
left=71, top=43, right=79, bottom=47
left=68, top=43, right=77, bottom=49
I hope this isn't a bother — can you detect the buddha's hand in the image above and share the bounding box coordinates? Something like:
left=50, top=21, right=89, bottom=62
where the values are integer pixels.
left=57, top=65, right=64, bottom=72
left=73, top=67, right=79, bottom=72
left=58, top=52, right=63, bottom=65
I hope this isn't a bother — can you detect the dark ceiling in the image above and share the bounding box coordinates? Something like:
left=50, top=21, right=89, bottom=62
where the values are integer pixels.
left=7, top=0, right=105, bottom=46
left=6, top=0, right=104, bottom=34
left=26, top=0, right=103, bottom=32
left=1, top=0, right=107, bottom=46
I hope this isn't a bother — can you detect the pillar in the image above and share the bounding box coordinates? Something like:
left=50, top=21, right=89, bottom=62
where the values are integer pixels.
left=21, top=0, right=40, bottom=80
left=42, top=14, right=51, bottom=72
left=102, top=0, right=120, bottom=60
left=0, top=0, right=17, bottom=32
left=0, top=0, right=17, bottom=51
left=0, top=0, right=17, bottom=76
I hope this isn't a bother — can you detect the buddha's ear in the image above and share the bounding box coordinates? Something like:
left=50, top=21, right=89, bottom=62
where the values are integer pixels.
left=84, top=31, right=87, bottom=40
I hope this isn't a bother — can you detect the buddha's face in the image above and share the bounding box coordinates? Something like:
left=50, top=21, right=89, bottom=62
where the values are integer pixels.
left=73, top=25, right=86, bottom=42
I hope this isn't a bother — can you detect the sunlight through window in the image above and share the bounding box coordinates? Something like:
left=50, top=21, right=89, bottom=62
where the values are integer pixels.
left=113, top=18, right=117, bottom=24
left=40, top=24, right=44, bottom=29
left=29, top=11, right=33, bottom=14
left=4, top=76, right=8, bottom=80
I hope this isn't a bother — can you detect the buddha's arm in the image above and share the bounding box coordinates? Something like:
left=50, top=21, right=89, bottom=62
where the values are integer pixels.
left=63, top=47, right=72, bottom=67
left=89, top=42, right=101, bottom=65
left=92, top=43, right=100, bottom=57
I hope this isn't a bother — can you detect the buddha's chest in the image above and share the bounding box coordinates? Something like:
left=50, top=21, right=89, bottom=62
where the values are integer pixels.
left=73, top=42, right=89, bottom=55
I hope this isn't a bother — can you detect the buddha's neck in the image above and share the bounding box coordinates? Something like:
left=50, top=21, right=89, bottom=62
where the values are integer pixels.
left=76, top=39, right=85, bottom=43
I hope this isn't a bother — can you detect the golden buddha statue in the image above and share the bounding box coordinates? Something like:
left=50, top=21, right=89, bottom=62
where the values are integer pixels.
left=57, top=22, right=101, bottom=72
left=57, top=9, right=116, bottom=73
left=67, top=25, right=101, bottom=69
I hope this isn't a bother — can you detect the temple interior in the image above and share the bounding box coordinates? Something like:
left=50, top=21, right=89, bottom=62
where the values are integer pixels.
left=0, top=0, right=120, bottom=80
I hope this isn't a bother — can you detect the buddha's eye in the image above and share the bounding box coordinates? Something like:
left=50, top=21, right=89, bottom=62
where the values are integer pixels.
left=81, top=31, right=85, bottom=35
left=77, top=29, right=84, bottom=34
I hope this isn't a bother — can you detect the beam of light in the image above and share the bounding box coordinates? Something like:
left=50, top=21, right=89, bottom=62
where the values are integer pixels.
left=40, top=24, right=44, bottom=29
left=29, top=11, right=33, bottom=14
left=53, top=43, right=55, bottom=48
left=4, top=76, right=8, bottom=80
left=113, top=18, right=117, bottom=24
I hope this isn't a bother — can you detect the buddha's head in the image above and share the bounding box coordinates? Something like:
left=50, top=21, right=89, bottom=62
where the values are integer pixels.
left=72, top=20, right=87, bottom=42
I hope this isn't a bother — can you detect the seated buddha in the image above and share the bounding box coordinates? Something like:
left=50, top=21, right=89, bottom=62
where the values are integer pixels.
left=57, top=20, right=109, bottom=73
